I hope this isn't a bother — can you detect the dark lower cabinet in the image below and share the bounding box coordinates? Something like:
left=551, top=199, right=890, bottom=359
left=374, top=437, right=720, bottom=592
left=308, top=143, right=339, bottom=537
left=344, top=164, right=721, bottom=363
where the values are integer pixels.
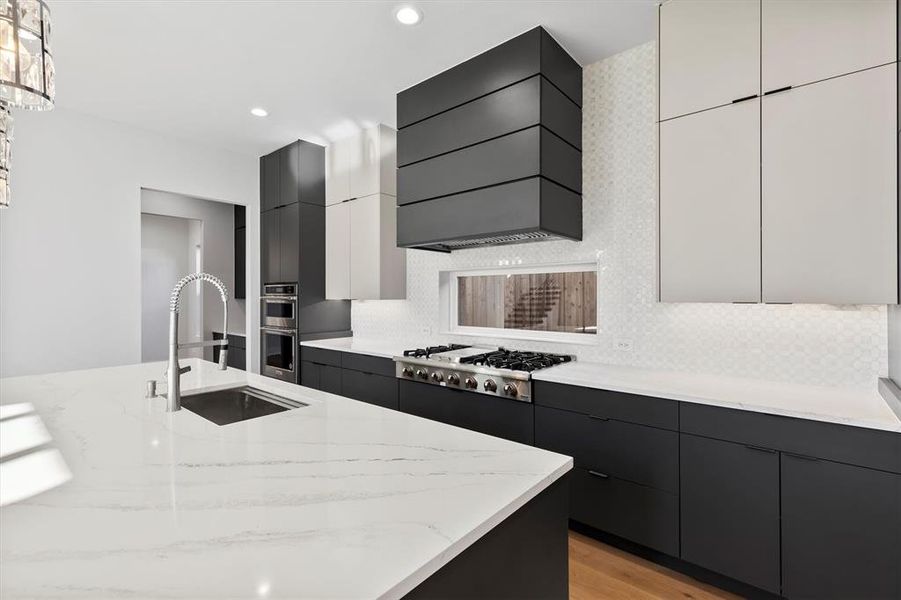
left=535, top=404, right=679, bottom=555
left=680, top=434, right=781, bottom=594
left=570, top=467, right=679, bottom=556
left=398, top=380, right=533, bottom=445
left=535, top=405, right=678, bottom=493
left=781, top=455, right=901, bottom=600
left=341, top=367, right=398, bottom=410
left=212, top=333, right=246, bottom=370
left=300, top=360, right=341, bottom=395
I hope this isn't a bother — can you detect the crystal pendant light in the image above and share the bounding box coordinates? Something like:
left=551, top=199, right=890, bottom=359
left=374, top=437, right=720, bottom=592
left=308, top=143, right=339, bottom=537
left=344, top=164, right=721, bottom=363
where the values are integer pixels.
left=0, top=0, right=55, bottom=208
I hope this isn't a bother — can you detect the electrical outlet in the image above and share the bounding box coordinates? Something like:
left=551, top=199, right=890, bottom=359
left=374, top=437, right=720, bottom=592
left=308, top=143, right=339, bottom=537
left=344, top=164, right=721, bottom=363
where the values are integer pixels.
left=615, top=339, right=633, bottom=352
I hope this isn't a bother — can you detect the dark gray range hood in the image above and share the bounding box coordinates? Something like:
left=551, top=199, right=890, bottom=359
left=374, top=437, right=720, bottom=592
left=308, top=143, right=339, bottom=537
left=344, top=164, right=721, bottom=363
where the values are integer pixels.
left=395, top=27, right=583, bottom=252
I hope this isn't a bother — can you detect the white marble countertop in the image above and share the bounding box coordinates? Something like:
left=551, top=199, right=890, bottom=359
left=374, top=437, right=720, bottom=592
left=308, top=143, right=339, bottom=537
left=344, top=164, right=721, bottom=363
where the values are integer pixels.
left=300, top=337, right=407, bottom=359
left=0, top=360, right=571, bottom=599
left=533, top=361, right=901, bottom=433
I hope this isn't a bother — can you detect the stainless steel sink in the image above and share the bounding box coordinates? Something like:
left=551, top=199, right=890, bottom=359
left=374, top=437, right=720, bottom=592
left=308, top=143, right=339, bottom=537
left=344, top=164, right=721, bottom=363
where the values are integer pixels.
left=181, top=386, right=307, bottom=426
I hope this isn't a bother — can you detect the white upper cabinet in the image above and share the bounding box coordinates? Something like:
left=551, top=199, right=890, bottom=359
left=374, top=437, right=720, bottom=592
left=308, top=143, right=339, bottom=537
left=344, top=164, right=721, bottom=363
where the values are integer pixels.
left=325, top=201, right=351, bottom=299
left=658, top=0, right=760, bottom=121
left=762, top=64, right=897, bottom=304
left=326, top=125, right=397, bottom=205
left=658, top=0, right=898, bottom=304
left=659, top=100, right=761, bottom=303
left=326, top=194, right=406, bottom=300
left=762, top=0, right=896, bottom=93
left=325, top=124, right=405, bottom=300
left=350, top=125, right=397, bottom=199
left=325, top=139, right=351, bottom=206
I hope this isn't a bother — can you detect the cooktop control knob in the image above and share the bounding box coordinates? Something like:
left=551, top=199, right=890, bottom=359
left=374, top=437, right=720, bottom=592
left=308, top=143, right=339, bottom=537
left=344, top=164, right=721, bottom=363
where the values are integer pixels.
left=447, top=373, right=460, bottom=386
left=416, top=369, right=428, bottom=380
left=464, top=377, right=478, bottom=389
left=401, top=367, right=414, bottom=378
left=483, top=379, right=497, bottom=392
left=430, top=371, right=444, bottom=383
left=503, top=383, right=518, bottom=397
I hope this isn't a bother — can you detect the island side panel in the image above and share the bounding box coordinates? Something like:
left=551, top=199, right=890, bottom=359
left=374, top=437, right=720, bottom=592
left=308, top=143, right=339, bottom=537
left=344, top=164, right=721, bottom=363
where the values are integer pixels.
left=404, top=475, right=570, bottom=600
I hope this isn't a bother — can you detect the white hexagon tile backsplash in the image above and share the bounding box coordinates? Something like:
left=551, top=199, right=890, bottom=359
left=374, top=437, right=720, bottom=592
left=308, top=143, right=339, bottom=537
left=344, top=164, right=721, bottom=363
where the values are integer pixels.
left=352, top=42, right=888, bottom=389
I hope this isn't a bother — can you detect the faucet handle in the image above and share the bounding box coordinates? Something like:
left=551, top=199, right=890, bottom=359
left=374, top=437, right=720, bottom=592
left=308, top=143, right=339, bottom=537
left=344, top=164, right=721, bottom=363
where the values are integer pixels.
left=145, top=380, right=160, bottom=398
left=179, top=365, right=192, bottom=376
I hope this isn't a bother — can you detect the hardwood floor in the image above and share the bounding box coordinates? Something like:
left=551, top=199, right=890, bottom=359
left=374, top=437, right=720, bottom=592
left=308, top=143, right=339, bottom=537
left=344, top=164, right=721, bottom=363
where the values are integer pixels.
left=569, top=531, right=742, bottom=600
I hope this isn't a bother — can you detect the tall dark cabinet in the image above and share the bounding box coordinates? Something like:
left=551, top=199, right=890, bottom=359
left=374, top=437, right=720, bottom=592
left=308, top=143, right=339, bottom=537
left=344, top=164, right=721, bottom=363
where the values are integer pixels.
left=234, top=204, right=246, bottom=299
left=260, top=140, right=351, bottom=340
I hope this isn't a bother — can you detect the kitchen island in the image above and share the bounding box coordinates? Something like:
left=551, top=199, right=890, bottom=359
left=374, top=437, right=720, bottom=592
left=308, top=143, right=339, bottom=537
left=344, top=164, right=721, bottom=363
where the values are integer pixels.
left=0, top=360, right=572, bottom=599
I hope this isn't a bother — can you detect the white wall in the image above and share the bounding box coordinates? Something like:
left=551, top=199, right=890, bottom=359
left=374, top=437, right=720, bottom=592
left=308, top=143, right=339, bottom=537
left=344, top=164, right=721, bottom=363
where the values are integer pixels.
left=0, top=108, right=259, bottom=378
left=351, top=42, right=888, bottom=389
left=141, top=189, right=246, bottom=361
left=141, top=213, right=201, bottom=361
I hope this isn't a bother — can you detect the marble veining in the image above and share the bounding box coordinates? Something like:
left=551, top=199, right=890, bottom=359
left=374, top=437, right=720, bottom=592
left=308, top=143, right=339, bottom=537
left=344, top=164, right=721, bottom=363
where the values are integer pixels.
left=534, top=361, right=901, bottom=433
left=0, top=360, right=571, bottom=599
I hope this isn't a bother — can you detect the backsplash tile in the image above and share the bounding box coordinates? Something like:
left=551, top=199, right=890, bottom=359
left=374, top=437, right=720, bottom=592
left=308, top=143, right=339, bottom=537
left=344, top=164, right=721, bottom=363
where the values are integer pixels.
left=352, top=42, right=887, bottom=389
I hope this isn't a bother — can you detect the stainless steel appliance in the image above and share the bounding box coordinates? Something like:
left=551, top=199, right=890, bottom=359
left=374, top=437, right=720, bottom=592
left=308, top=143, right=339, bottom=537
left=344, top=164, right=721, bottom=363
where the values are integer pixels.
left=394, top=345, right=573, bottom=403
left=260, top=283, right=298, bottom=382
left=261, top=325, right=296, bottom=382
left=261, top=283, right=297, bottom=329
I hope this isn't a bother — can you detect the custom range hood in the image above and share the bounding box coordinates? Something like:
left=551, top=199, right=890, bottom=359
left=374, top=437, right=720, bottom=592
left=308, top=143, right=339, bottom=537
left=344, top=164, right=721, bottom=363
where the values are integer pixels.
left=395, top=27, right=583, bottom=252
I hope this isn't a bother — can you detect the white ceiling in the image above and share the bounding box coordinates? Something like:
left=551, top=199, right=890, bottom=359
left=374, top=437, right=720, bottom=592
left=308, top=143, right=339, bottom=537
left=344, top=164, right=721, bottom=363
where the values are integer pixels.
left=51, top=1, right=657, bottom=156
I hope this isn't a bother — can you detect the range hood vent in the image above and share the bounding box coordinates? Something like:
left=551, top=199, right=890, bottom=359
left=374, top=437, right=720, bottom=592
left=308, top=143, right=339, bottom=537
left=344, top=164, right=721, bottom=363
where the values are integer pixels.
left=395, top=26, right=583, bottom=252
left=417, top=231, right=557, bottom=253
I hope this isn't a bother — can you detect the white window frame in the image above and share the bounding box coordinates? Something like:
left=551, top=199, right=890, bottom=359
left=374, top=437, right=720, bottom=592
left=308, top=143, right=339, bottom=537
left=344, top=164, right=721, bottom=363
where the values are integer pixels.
left=439, top=260, right=600, bottom=346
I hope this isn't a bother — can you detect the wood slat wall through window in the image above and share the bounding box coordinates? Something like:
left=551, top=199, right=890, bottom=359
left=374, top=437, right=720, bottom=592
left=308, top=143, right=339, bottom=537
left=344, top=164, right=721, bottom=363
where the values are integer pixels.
left=457, top=271, right=597, bottom=334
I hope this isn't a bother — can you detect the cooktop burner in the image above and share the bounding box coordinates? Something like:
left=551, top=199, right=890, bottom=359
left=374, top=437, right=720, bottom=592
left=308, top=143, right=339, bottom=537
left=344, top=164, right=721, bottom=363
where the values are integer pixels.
left=394, top=345, right=575, bottom=403
left=402, top=344, right=470, bottom=358
left=459, top=348, right=574, bottom=372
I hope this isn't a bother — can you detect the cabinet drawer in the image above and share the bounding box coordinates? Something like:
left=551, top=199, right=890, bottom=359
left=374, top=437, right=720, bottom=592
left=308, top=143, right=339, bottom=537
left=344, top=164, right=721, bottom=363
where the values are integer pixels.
left=300, top=361, right=320, bottom=389
left=299, top=346, right=342, bottom=368
left=320, top=364, right=341, bottom=394
left=681, top=403, right=901, bottom=474
left=342, top=369, right=398, bottom=410
left=341, top=352, right=395, bottom=378
left=533, top=381, right=678, bottom=431
left=535, top=406, right=678, bottom=493
left=399, top=380, right=533, bottom=445
left=570, top=468, right=679, bottom=556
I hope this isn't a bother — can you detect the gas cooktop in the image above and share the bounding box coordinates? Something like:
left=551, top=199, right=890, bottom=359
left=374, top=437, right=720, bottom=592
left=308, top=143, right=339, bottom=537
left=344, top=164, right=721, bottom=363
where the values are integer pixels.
left=393, top=345, right=574, bottom=402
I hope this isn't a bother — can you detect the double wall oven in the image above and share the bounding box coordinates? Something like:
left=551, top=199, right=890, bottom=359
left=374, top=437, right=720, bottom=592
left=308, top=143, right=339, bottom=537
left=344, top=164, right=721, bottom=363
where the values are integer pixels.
left=261, top=283, right=298, bottom=382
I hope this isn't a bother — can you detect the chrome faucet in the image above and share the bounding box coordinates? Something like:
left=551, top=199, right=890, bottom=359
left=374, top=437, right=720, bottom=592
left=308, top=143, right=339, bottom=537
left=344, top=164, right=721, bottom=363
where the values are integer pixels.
left=148, top=273, right=229, bottom=412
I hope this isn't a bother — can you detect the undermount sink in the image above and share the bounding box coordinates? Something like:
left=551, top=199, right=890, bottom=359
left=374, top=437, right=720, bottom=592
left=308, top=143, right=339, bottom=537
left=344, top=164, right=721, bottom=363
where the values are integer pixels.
left=181, top=386, right=307, bottom=426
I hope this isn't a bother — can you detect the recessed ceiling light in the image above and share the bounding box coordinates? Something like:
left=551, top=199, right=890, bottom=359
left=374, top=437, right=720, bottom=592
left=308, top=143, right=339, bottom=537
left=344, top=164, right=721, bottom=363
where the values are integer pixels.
left=250, top=107, right=268, bottom=117
left=394, top=5, right=422, bottom=26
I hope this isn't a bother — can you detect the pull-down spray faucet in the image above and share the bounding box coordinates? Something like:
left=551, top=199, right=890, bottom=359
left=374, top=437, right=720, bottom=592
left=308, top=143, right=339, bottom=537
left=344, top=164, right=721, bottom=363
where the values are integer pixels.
left=148, top=273, right=229, bottom=412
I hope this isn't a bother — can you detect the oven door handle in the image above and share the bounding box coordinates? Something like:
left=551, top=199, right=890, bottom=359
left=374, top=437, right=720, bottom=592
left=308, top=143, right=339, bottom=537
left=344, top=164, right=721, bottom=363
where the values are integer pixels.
left=261, top=297, right=297, bottom=302
left=260, top=326, right=297, bottom=335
